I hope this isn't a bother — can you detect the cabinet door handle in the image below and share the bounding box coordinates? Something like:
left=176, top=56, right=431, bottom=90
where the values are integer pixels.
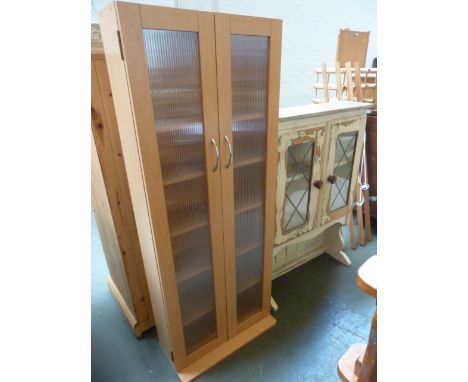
left=313, top=180, right=323, bottom=189
left=224, top=135, right=233, bottom=169
left=211, top=138, right=220, bottom=172
left=327, top=175, right=337, bottom=184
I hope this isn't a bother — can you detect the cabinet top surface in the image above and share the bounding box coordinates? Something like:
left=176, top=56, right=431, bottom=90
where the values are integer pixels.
left=279, top=101, right=370, bottom=122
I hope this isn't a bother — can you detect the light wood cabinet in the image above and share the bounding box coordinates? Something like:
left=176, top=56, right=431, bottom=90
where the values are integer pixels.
left=100, top=2, right=281, bottom=380
left=273, top=102, right=368, bottom=278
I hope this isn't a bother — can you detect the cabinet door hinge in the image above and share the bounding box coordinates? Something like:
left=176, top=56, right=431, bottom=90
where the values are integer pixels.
left=117, top=30, right=124, bottom=60
left=170, top=351, right=174, bottom=362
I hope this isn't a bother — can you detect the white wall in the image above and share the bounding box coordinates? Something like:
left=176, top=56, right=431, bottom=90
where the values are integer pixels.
left=92, top=0, right=376, bottom=107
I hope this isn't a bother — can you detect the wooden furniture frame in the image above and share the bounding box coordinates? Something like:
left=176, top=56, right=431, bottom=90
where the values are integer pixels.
left=272, top=102, right=368, bottom=278
left=91, top=42, right=154, bottom=337
left=100, top=3, right=281, bottom=380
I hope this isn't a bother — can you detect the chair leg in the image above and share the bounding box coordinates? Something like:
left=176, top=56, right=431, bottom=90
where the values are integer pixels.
left=355, top=181, right=365, bottom=246
left=348, top=210, right=356, bottom=250
left=361, top=147, right=372, bottom=242
left=363, top=188, right=372, bottom=242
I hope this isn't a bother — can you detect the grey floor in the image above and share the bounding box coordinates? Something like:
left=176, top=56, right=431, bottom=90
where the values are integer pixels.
left=92, top=214, right=376, bottom=382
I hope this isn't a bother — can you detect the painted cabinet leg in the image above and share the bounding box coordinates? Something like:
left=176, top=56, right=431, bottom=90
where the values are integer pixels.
left=324, top=223, right=352, bottom=266
left=270, top=296, right=278, bottom=312
left=348, top=211, right=356, bottom=250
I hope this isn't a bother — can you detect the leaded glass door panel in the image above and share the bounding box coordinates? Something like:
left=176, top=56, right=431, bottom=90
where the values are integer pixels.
left=284, top=141, right=314, bottom=232
left=274, top=127, right=325, bottom=245
left=328, top=132, right=357, bottom=212
left=319, top=118, right=365, bottom=225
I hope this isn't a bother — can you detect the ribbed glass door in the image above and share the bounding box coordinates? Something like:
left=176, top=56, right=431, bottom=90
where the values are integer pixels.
left=142, top=29, right=217, bottom=354
left=230, top=35, right=269, bottom=324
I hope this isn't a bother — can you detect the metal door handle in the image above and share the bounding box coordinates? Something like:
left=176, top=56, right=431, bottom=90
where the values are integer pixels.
left=211, top=138, right=219, bottom=172
left=224, top=136, right=233, bottom=169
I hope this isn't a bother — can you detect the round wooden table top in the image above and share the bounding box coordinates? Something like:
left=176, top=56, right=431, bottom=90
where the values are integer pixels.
left=356, top=255, right=377, bottom=298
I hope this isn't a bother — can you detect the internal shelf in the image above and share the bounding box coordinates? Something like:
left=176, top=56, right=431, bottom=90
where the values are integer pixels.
left=176, top=242, right=263, bottom=286
left=183, top=309, right=217, bottom=355
left=169, top=191, right=263, bottom=238
left=235, top=199, right=263, bottom=216
left=236, top=281, right=263, bottom=322
left=169, top=204, right=209, bottom=238
left=176, top=262, right=212, bottom=285
left=162, top=160, right=205, bottom=186
left=238, top=277, right=261, bottom=295
left=236, top=247, right=264, bottom=296
left=233, top=112, right=265, bottom=123
left=182, top=301, right=215, bottom=328
left=236, top=241, right=262, bottom=258
left=155, top=112, right=264, bottom=134
left=154, top=112, right=205, bottom=134
left=234, top=156, right=264, bottom=169
left=178, top=268, right=217, bottom=329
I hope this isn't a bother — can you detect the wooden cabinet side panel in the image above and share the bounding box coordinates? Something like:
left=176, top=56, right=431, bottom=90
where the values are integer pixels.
left=92, top=55, right=154, bottom=333
left=99, top=2, right=173, bottom=359
left=262, top=18, right=282, bottom=316
left=91, top=133, right=134, bottom=313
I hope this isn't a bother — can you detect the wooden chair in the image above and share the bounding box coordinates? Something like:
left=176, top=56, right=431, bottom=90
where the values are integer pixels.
left=314, top=64, right=377, bottom=106
left=336, top=29, right=370, bottom=69
left=314, top=27, right=374, bottom=105
left=338, top=255, right=377, bottom=382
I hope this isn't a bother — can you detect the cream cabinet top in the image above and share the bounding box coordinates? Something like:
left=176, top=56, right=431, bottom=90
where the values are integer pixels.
left=279, top=101, right=370, bottom=123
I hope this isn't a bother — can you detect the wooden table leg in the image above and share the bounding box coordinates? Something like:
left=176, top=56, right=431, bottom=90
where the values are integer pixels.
left=358, top=310, right=377, bottom=382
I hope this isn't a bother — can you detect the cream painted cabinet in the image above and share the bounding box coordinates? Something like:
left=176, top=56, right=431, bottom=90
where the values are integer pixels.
left=100, top=2, right=281, bottom=380
left=273, top=102, right=368, bottom=278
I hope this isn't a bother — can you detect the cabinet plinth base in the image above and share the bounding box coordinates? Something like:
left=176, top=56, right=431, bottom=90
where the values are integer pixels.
left=273, top=220, right=352, bottom=278
left=177, top=315, right=276, bottom=382
left=107, top=277, right=153, bottom=337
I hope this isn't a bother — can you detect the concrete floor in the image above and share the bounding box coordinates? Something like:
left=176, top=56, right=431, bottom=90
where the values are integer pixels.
left=92, top=214, right=376, bottom=382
